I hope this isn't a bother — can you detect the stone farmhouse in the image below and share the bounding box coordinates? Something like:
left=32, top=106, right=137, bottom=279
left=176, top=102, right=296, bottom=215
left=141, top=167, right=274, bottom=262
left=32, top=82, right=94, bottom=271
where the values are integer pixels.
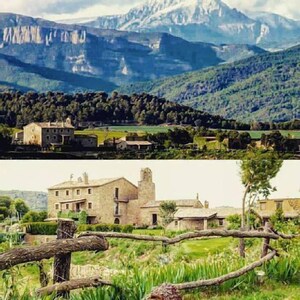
left=15, top=118, right=97, bottom=148
left=48, top=168, right=209, bottom=227
left=256, top=198, right=300, bottom=223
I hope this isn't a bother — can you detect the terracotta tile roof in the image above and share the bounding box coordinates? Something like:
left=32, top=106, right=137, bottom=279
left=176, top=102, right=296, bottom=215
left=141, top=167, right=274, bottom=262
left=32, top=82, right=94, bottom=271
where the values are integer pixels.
left=48, top=177, right=123, bottom=190
left=174, top=207, right=242, bottom=219
left=141, top=199, right=202, bottom=208
left=27, top=122, right=74, bottom=129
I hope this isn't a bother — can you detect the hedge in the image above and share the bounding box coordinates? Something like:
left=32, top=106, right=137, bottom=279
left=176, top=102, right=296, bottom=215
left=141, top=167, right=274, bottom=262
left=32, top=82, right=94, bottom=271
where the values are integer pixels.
left=24, top=222, right=58, bottom=235
left=24, top=222, right=134, bottom=235
left=77, top=224, right=134, bottom=233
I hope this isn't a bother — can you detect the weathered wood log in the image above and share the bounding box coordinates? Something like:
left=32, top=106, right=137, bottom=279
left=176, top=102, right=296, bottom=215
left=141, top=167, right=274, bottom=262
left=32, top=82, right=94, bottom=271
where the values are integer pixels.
left=174, top=251, right=277, bottom=290
left=270, top=228, right=300, bottom=239
left=37, top=260, right=49, bottom=288
left=0, top=236, right=108, bottom=271
left=261, top=222, right=272, bottom=258
left=53, top=219, right=77, bottom=298
left=145, top=284, right=182, bottom=300
left=79, top=229, right=283, bottom=245
left=37, top=276, right=113, bottom=296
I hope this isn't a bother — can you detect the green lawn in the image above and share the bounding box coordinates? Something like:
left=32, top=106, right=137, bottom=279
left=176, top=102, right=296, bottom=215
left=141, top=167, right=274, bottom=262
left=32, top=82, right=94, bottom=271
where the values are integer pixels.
left=185, top=283, right=300, bottom=300
left=181, top=238, right=232, bottom=259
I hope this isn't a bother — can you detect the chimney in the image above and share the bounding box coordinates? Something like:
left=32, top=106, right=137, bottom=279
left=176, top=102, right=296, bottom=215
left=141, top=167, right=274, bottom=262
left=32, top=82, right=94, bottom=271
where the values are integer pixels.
left=204, top=201, right=209, bottom=209
left=78, top=177, right=83, bottom=183
left=83, top=172, right=89, bottom=184
left=196, top=193, right=199, bottom=201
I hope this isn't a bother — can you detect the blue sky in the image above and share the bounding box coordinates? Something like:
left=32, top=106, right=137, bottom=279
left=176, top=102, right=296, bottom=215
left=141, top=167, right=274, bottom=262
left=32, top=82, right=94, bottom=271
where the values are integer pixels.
left=0, top=0, right=299, bottom=21
left=0, top=160, right=299, bottom=208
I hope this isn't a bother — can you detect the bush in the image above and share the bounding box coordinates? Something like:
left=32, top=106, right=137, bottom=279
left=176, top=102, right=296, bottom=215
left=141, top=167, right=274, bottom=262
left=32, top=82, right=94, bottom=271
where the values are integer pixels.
left=122, top=225, right=134, bottom=233
left=76, top=223, right=134, bottom=234
left=24, top=222, right=57, bottom=235
left=21, top=211, right=48, bottom=223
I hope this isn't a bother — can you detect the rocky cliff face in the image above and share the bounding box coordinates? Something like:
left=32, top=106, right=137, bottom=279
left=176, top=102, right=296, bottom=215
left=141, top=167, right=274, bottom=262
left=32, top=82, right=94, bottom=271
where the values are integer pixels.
left=0, top=13, right=266, bottom=92
left=0, top=26, right=87, bottom=47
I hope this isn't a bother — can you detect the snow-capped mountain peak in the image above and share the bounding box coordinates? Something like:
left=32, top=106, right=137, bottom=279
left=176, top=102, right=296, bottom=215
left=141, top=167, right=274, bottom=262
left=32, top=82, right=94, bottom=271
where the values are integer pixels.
left=83, top=0, right=300, bottom=48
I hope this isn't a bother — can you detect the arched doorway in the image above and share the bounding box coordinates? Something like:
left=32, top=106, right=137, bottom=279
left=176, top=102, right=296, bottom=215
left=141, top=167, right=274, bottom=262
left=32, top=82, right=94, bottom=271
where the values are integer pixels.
left=114, top=218, right=120, bottom=224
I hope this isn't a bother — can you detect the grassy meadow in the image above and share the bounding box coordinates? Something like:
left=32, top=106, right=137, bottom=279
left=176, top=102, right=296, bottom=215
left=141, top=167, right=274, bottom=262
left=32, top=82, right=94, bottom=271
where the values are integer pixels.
left=0, top=227, right=299, bottom=299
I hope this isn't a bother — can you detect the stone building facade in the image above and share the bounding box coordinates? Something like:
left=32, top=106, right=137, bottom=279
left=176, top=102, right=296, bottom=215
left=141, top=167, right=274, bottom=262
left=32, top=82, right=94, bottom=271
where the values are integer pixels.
left=256, top=198, right=300, bottom=223
left=23, top=119, right=75, bottom=148
left=48, top=168, right=203, bottom=226
left=21, top=118, right=97, bottom=148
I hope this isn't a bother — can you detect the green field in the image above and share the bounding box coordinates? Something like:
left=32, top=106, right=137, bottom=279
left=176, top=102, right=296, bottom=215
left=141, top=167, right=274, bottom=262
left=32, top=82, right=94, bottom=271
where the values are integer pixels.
left=75, top=129, right=126, bottom=144
left=243, top=130, right=300, bottom=139
left=106, top=125, right=173, bottom=133
left=76, top=126, right=174, bottom=144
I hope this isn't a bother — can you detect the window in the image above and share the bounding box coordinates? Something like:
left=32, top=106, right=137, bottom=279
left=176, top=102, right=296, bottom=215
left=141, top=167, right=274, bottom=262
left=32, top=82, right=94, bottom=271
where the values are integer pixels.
left=152, top=214, right=158, bottom=226
left=66, top=204, right=69, bottom=209
left=55, top=204, right=59, bottom=210
left=76, top=189, right=80, bottom=195
left=46, top=135, right=50, bottom=140
left=53, top=129, right=57, bottom=133
left=115, top=188, right=119, bottom=199
left=55, top=191, right=59, bottom=196
left=53, top=135, right=57, bottom=140
left=175, top=220, right=178, bottom=226
left=260, top=202, right=266, bottom=210
left=219, top=219, right=224, bottom=226
left=46, top=129, right=49, bottom=133
left=60, top=129, right=63, bottom=133
left=115, top=202, right=120, bottom=215
left=66, top=190, right=69, bottom=196
left=88, top=202, right=92, bottom=209
left=88, top=188, right=92, bottom=195
left=114, top=218, right=120, bottom=224
left=276, top=201, right=283, bottom=210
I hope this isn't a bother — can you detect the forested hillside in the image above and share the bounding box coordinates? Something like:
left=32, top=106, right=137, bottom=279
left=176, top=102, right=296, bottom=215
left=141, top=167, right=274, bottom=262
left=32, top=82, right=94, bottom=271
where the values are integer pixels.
left=0, top=91, right=249, bottom=129
left=120, top=45, right=300, bottom=122
left=0, top=190, right=47, bottom=211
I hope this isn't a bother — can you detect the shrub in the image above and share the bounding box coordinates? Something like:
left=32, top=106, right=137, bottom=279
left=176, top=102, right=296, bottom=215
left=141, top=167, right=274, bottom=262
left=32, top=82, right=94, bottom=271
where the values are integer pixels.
left=24, top=222, right=57, bottom=235
left=122, top=225, right=134, bottom=233
left=21, top=211, right=47, bottom=223
left=76, top=223, right=134, bottom=234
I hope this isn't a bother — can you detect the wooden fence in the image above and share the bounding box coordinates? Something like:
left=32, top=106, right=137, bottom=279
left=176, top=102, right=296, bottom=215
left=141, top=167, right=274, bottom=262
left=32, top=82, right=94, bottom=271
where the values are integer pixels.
left=0, top=219, right=298, bottom=300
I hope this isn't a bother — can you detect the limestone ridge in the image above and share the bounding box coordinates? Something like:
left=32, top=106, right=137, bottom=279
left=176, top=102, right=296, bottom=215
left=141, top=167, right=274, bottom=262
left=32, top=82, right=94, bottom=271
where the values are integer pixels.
left=1, top=26, right=87, bottom=47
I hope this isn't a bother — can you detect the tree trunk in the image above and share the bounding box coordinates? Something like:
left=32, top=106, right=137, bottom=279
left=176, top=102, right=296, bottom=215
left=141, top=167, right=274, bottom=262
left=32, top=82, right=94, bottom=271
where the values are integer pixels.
left=37, top=260, right=49, bottom=288
left=53, top=220, right=77, bottom=299
left=145, top=284, right=182, bottom=300
left=261, top=222, right=271, bottom=258
left=240, top=184, right=250, bottom=258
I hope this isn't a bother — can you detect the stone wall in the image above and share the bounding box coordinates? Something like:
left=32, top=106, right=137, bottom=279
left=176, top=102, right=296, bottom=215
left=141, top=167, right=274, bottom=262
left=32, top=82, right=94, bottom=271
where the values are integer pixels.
left=24, top=234, right=56, bottom=245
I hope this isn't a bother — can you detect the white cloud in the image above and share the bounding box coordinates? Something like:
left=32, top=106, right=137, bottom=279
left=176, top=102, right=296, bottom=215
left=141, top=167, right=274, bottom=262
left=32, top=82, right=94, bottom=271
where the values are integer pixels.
left=0, top=0, right=299, bottom=21
left=223, top=0, right=300, bottom=20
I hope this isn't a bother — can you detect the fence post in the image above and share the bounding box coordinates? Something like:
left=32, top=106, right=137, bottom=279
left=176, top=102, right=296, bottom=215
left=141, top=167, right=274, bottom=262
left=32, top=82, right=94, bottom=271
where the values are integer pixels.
left=53, top=219, right=77, bottom=298
left=261, top=222, right=271, bottom=258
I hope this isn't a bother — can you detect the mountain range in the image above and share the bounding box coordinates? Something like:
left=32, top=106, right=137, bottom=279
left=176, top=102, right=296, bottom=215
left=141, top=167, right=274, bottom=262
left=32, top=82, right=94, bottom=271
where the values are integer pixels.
left=0, top=12, right=266, bottom=93
left=119, top=45, right=300, bottom=122
left=83, top=0, right=300, bottom=49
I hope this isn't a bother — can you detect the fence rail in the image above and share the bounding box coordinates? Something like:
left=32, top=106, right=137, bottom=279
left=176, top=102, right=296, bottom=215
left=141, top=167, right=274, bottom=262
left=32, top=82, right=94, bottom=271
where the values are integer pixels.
left=0, top=220, right=298, bottom=300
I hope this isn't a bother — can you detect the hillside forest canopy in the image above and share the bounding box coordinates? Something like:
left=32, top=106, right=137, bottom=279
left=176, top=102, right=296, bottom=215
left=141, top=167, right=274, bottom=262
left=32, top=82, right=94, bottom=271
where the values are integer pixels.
left=0, top=91, right=300, bottom=131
